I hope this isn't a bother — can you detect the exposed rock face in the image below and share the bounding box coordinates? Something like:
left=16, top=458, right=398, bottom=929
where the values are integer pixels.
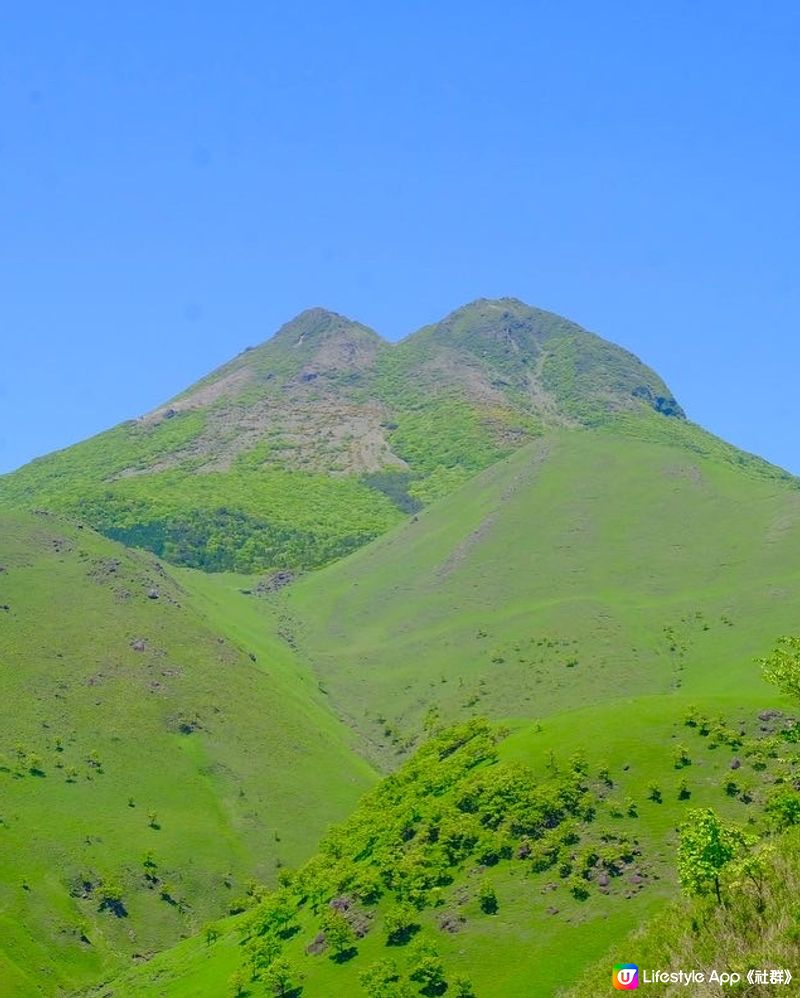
left=119, top=299, right=684, bottom=480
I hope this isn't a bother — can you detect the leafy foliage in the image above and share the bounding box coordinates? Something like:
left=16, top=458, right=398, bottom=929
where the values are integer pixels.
left=230, top=720, right=618, bottom=993
left=761, top=636, right=800, bottom=701
left=677, top=808, right=750, bottom=904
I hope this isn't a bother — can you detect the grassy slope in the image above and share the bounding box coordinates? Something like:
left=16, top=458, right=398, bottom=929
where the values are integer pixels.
left=568, top=824, right=800, bottom=997
left=103, top=693, right=791, bottom=997
left=0, top=512, right=374, bottom=996
left=281, top=423, right=800, bottom=761
left=95, top=419, right=800, bottom=996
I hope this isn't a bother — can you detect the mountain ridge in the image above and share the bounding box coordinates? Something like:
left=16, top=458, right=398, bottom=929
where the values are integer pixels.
left=0, top=298, right=715, bottom=575
left=140, top=297, right=683, bottom=429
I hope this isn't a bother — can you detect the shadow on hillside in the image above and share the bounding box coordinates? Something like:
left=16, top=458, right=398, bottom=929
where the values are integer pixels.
left=331, top=945, right=358, bottom=964
left=387, top=923, right=420, bottom=946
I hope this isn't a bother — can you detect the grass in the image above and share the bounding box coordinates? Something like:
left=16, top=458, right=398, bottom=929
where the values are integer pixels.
left=0, top=511, right=375, bottom=995
left=277, top=427, right=800, bottom=763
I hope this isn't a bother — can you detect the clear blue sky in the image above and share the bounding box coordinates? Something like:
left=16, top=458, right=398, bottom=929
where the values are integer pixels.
left=1, top=2, right=798, bottom=474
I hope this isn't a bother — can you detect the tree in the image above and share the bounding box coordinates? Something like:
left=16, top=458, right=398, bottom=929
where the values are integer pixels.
left=726, top=843, right=774, bottom=914
left=27, top=753, right=44, bottom=776
left=408, top=940, right=446, bottom=996
left=98, top=878, right=127, bottom=917
left=321, top=909, right=356, bottom=960
left=647, top=783, right=662, bottom=803
left=723, top=778, right=740, bottom=798
left=228, top=968, right=248, bottom=996
left=569, top=874, right=590, bottom=900
left=359, top=959, right=412, bottom=998
left=142, top=850, right=158, bottom=880
left=570, top=751, right=589, bottom=775
left=252, top=888, right=296, bottom=938
left=245, top=934, right=281, bottom=978
left=673, top=744, right=691, bottom=769
left=597, top=762, right=613, bottom=787
left=761, top=635, right=800, bottom=700
left=351, top=865, right=384, bottom=905
left=453, top=976, right=476, bottom=998
left=677, top=808, right=748, bottom=905
left=478, top=877, right=498, bottom=914
left=765, top=788, right=800, bottom=829
left=684, top=704, right=701, bottom=727
left=384, top=902, right=418, bottom=945
left=262, top=957, right=298, bottom=996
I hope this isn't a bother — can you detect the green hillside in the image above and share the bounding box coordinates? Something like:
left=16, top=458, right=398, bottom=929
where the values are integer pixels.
left=101, top=685, right=800, bottom=997
left=0, top=300, right=685, bottom=573
left=85, top=414, right=800, bottom=996
left=279, top=420, right=800, bottom=761
left=569, top=823, right=800, bottom=997
left=0, top=511, right=374, bottom=995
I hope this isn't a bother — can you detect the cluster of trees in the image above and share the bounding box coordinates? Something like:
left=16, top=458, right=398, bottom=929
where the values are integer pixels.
left=86, top=469, right=400, bottom=572
left=567, top=635, right=800, bottom=996
left=2, top=407, right=406, bottom=572
left=286, top=720, right=603, bottom=916
left=231, top=719, right=628, bottom=995
left=683, top=705, right=744, bottom=749
left=1, top=740, right=106, bottom=783
left=106, top=508, right=361, bottom=573
left=358, top=944, right=476, bottom=997
left=681, top=646, right=800, bottom=822
left=8, top=743, right=44, bottom=777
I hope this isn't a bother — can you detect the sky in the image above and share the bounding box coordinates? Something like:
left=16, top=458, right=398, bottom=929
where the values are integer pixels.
left=1, top=1, right=798, bottom=474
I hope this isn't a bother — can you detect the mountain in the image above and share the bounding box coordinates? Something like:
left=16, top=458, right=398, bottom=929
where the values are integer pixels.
left=0, top=510, right=374, bottom=995
left=384, top=298, right=684, bottom=427
left=84, top=414, right=800, bottom=993
left=5, top=297, right=800, bottom=996
left=0, top=300, right=686, bottom=573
